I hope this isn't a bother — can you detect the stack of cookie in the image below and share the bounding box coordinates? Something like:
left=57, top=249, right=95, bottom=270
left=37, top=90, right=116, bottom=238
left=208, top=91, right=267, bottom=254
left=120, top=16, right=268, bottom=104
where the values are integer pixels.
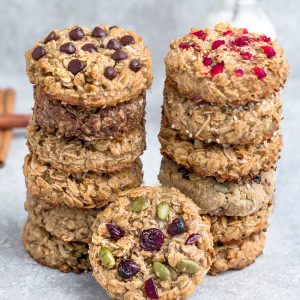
left=22, top=25, right=152, bottom=273
left=159, top=23, right=288, bottom=274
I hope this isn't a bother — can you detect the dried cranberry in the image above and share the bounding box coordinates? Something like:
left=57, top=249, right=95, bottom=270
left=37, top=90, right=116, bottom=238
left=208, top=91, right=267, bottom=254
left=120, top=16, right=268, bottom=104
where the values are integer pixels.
left=190, top=30, right=207, bottom=41
left=118, top=259, right=140, bottom=280
left=211, top=61, right=225, bottom=77
left=243, top=28, right=249, bottom=34
left=203, top=56, right=213, bottom=67
left=179, top=43, right=193, bottom=50
left=212, top=39, right=225, bottom=50
left=261, top=35, right=271, bottom=43
left=235, top=68, right=244, bottom=77
left=106, top=224, right=125, bottom=241
left=253, top=67, right=267, bottom=79
left=185, top=233, right=201, bottom=245
left=253, top=176, right=262, bottom=184
left=140, top=228, right=164, bottom=251
left=241, top=52, right=252, bottom=60
left=223, top=30, right=233, bottom=36
left=144, top=278, right=159, bottom=299
left=233, top=36, right=250, bottom=47
left=261, top=46, right=276, bottom=58
left=168, top=218, right=186, bottom=236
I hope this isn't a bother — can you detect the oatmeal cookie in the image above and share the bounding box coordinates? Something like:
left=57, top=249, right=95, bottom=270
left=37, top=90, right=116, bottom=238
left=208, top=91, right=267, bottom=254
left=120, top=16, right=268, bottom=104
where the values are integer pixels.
left=27, top=121, right=145, bottom=174
left=163, top=82, right=282, bottom=145
left=159, top=125, right=281, bottom=181
left=158, top=158, right=275, bottom=216
left=25, top=195, right=99, bottom=243
left=209, top=232, right=266, bottom=275
left=23, top=219, right=91, bottom=273
left=23, top=155, right=143, bottom=209
left=89, top=187, right=214, bottom=300
left=33, top=85, right=146, bottom=141
left=25, top=25, right=152, bottom=107
left=165, top=23, right=288, bottom=106
left=210, top=201, right=272, bottom=243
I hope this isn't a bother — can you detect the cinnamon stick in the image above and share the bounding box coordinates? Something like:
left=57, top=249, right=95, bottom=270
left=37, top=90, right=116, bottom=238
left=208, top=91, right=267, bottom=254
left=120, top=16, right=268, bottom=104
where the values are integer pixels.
left=0, top=114, right=30, bottom=129
left=0, top=89, right=16, bottom=167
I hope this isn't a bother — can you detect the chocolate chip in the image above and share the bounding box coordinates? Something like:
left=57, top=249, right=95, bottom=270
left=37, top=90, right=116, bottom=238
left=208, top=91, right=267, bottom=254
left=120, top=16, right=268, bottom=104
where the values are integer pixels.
left=44, top=31, right=58, bottom=44
left=91, top=26, right=107, bottom=38
left=81, top=43, right=97, bottom=53
left=32, top=46, right=46, bottom=61
left=111, top=50, right=128, bottom=61
left=69, top=27, right=85, bottom=41
left=60, top=42, right=76, bottom=54
left=253, top=176, right=262, bottom=184
left=129, top=59, right=142, bottom=72
left=120, top=35, right=135, bottom=46
left=68, top=59, right=85, bottom=75
left=104, top=66, right=117, bottom=80
left=107, top=39, right=122, bottom=50
left=178, top=166, right=190, bottom=180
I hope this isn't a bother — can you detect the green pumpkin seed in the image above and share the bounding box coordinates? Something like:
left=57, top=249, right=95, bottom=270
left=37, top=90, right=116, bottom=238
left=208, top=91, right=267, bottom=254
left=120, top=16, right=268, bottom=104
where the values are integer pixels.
left=131, top=197, right=150, bottom=212
left=177, top=259, right=201, bottom=274
left=99, top=247, right=115, bottom=268
left=213, top=184, right=228, bottom=194
left=153, top=261, right=170, bottom=280
left=157, top=202, right=170, bottom=220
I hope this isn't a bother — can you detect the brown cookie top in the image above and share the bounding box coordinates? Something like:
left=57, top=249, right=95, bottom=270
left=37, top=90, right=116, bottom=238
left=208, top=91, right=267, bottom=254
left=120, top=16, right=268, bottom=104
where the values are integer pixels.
left=26, top=25, right=152, bottom=107
left=165, top=23, right=288, bottom=106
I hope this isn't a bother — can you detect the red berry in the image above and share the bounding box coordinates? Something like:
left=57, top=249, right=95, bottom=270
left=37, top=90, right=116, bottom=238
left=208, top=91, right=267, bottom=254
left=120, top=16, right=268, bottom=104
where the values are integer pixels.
left=212, top=40, right=225, bottom=50
left=144, top=278, right=159, bottom=299
left=203, top=56, right=213, bottom=67
left=211, top=61, right=225, bottom=77
left=233, top=36, right=250, bottom=47
left=243, top=28, right=249, bottom=34
left=190, top=30, right=207, bottom=41
left=235, top=69, right=244, bottom=77
left=223, top=30, right=233, bottom=36
left=179, top=43, right=192, bottom=50
left=167, top=218, right=186, bottom=236
left=253, top=67, right=267, bottom=79
left=118, top=259, right=140, bottom=280
left=261, top=35, right=271, bottom=43
left=261, top=46, right=276, bottom=58
left=140, top=228, right=164, bottom=251
left=241, top=52, right=252, bottom=60
left=185, top=233, right=201, bottom=245
left=106, top=224, right=125, bottom=241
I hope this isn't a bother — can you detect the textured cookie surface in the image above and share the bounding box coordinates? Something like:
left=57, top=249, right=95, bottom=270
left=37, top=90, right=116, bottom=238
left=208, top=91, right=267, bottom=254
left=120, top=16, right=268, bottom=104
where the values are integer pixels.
left=89, top=187, right=214, bottom=300
left=159, top=125, right=281, bottom=181
left=165, top=23, right=288, bottom=106
left=209, top=232, right=266, bottom=275
left=26, top=25, right=152, bottom=107
left=158, top=158, right=275, bottom=216
left=33, top=86, right=146, bottom=141
left=23, top=219, right=91, bottom=273
left=24, top=155, right=143, bottom=209
left=163, top=82, right=282, bottom=145
left=27, top=121, right=145, bottom=174
left=25, top=195, right=99, bottom=243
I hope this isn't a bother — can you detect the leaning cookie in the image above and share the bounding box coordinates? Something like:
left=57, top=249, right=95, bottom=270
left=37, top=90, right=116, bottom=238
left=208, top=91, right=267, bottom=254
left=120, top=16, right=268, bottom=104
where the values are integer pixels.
left=209, top=232, right=266, bottom=275
left=33, top=86, right=146, bottom=141
left=165, top=23, right=288, bottom=106
left=158, top=158, right=275, bottom=216
left=210, top=201, right=272, bottom=243
left=27, top=121, right=145, bottom=174
left=89, top=187, right=214, bottom=300
left=163, top=82, right=282, bottom=145
left=25, top=195, right=100, bottom=243
left=159, top=125, right=281, bottom=181
left=23, top=155, right=143, bottom=209
left=23, top=219, right=91, bottom=273
left=25, top=25, right=152, bottom=107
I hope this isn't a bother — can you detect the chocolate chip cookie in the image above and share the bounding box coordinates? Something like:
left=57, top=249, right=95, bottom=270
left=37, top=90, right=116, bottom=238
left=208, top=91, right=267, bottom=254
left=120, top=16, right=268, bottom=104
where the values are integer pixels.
left=89, top=187, right=214, bottom=299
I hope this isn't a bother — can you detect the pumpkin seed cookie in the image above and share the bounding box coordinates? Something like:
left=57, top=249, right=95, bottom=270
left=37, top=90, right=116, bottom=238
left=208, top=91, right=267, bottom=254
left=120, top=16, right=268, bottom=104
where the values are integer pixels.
left=25, top=195, right=100, bottom=243
left=209, top=232, right=266, bottom=275
left=165, top=23, right=288, bottom=106
left=25, top=25, right=152, bottom=107
left=23, top=155, right=143, bottom=209
left=27, top=121, right=145, bottom=174
left=89, top=187, right=214, bottom=300
left=159, top=125, right=281, bottom=181
left=163, top=82, right=282, bottom=145
left=33, top=85, right=146, bottom=141
left=23, top=219, right=91, bottom=273
left=158, top=158, right=275, bottom=216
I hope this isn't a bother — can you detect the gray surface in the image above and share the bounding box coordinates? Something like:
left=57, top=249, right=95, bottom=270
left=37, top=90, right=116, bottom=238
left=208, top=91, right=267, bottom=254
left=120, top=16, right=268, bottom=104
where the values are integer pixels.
left=0, top=0, right=300, bottom=299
